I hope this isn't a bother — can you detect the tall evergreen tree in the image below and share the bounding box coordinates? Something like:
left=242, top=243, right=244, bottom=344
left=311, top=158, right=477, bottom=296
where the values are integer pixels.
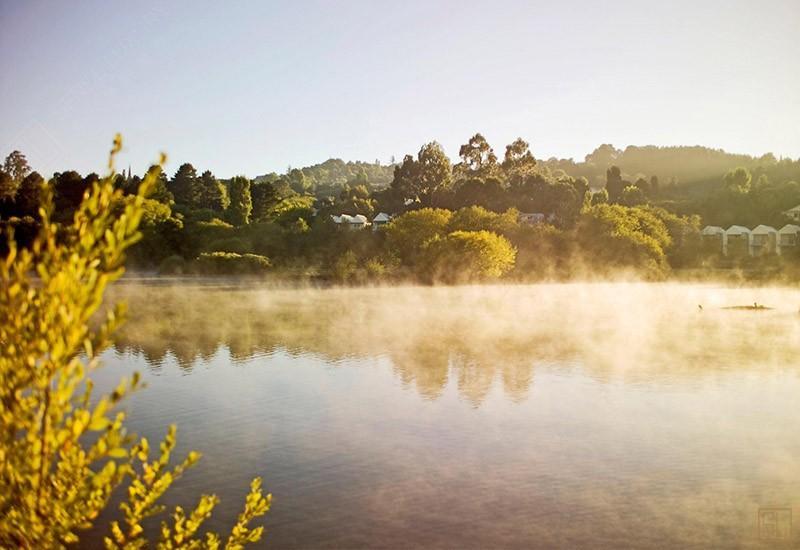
left=197, top=170, right=228, bottom=212
left=251, top=181, right=278, bottom=222
left=605, top=165, right=624, bottom=203
left=170, top=163, right=201, bottom=208
left=228, top=176, right=252, bottom=225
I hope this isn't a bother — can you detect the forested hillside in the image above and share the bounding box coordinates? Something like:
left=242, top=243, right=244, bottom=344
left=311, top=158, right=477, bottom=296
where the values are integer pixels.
left=2, top=135, right=799, bottom=284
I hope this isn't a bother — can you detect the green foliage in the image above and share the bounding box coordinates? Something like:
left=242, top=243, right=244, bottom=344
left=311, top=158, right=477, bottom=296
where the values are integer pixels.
left=195, top=252, right=270, bottom=275
left=591, top=188, right=609, bottom=206
left=269, top=195, right=315, bottom=227
left=577, top=203, right=671, bottom=276
left=170, top=163, right=202, bottom=208
left=455, top=133, right=499, bottom=181
left=206, top=236, right=253, bottom=254
left=723, top=167, right=752, bottom=194
left=385, top=208, right=453, bottom=266
left=0, top=170, right=17, bottom=202
left=144, top=165, right=174, bottom=205
left=53, top=170, right=89, bottom=216
left=331, top=249, right=359, bottom=282
left=501, top=138, right=537, bottom=185
left=227, top=176, right=253, bottom=226
left=448, top=206, right=518, bottom=236
left=250, top=181, right=279, bottom=222
left=0, top=136, right=270, bottom=547
left=3, top=150, right=31, bottom=183
left=198, top=170, right=229, bottom=212
left=620, top=185, right=646, bottom=206
left=423, top=230, right=516, bottom=283
left=390, top=142, right=452, bottom=206
left=605, top=165, right=624, bottom=203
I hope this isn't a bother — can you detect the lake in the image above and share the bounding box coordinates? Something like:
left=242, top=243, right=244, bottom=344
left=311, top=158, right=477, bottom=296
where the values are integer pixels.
left=90, top=282, right=800, bottom=548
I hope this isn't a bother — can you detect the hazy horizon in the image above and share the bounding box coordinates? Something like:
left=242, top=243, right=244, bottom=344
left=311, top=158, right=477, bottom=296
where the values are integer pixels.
left=1, top=0, right=799, bottom=178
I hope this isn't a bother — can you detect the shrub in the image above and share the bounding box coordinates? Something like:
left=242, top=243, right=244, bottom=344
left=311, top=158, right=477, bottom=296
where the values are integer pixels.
left=423, top=230, right=517, bottom=283
left=331, top=250, right=358, bottom=282
left=195, top=251, right=271, bottom=275
left=384, top=208, right=453, bottom=266
left=0, top=136, right=270, bottom=547
left=206, top=236, right=252, bottom=254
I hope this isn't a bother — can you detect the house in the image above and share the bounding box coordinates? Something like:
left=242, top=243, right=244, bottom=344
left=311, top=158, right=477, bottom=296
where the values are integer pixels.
left=331, top=214, right=368, bottom=230
left=750, top=225, right=777, bottom=255
left=518, top=212, right=546, bottom=225
left=725, top=225, right=751, bottom=256
left=777, top=224, right=800, bottom=254
left=783, top=204, right=800, bottom=222
left=372, top=212, right=392, bottom=231
left=701, top=226, right=726, bottom=254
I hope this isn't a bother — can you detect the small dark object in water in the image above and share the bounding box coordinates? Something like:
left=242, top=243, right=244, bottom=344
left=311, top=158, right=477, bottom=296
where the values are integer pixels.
left=722, top=302, right=772, bottom=311
left=698, top=304, right=703, bottom=311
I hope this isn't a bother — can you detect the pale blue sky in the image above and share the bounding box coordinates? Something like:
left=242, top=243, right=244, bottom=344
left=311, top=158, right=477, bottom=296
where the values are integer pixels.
left=1, top=0, right=798, bottom=178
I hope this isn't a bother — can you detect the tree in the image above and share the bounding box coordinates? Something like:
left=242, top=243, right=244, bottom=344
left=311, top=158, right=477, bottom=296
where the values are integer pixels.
left=605, top=165, right=624, bottom=203
left=198, top=169, right=229, bottom=212
left=287, top=168, right=312, bottom=194
left=0, top=136, right=270, bottom=547
left=423, top=230, right=516, bottom=282
left=385, top=207, right=453, bottom=265
left=144, top=164, right=173, bottom=204
left=251, top=181, right=279, bottom=222
left=577, top=203, right=671, bottom=276
left=448, top=205, right=518, bottom=235
left=0, top=170, right=16, bottom=202
left=3, top=150, right=31, bottom=182
left=170, top=163, right=201, bottom=207
left=228, top=175, right=253, bottom=225
left=53, top=170, right=88, bottom=214
left=501, top=138, right=537, bottom=184
left=723, top=167, right=752, bottom=194
left=450, top=177, right=508, bottom=211
left=455, top=133, right=498, bottom=180
left=620, top=185, right=646, bottom=206
left=585, top=144, right=620, bottom=168
left=12, top=171, right=45, bottom=218
left=590, top=187, right=609, bottom=206
left=633, top=176, right=650, bottom=195
left=390, top=142, right=452, bottom=206
left=649, top=175, right=660, bottom=196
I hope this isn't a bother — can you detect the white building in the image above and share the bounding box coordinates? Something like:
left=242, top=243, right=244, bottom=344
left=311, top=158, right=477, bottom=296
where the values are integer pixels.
left=750, top=225, right=777, bottom=255
left=783, top=205, right=800, bottom=222
left=725, top=225, right=752, bottom=256
left=777, top=224, right=800, bottom=254
left=701, top=226, right=726, bottom=254
left=372, top=212, right=392, bottom=231
left=331, top=214, right=368, bottom=230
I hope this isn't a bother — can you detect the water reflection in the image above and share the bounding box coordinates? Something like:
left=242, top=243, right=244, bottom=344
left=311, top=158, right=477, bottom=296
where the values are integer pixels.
left=110, top=282, right=800, bottom=405
left=92, top=282, right=800, bottom=548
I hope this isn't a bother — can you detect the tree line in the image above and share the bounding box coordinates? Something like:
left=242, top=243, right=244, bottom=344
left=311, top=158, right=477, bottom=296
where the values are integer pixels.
left=1, top=133, right=799, bottom=283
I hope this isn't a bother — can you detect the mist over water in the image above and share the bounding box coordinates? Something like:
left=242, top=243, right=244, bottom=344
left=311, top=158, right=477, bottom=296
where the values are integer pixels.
left=92, top=282, right=800, bottom=548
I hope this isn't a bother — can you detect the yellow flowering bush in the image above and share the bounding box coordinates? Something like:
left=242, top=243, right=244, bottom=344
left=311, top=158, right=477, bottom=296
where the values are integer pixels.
left=0, top=136, right=270, bottom=548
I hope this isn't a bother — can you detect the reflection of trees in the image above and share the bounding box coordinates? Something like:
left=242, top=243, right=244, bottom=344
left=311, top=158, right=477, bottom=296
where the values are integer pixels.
left=108, top=283, right=800, bottom=404
left=391, top=345, right=450, bottom=400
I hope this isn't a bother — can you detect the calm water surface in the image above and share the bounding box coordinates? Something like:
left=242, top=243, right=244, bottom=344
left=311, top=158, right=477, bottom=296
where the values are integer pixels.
left=89, top=282, right=800, bottom=548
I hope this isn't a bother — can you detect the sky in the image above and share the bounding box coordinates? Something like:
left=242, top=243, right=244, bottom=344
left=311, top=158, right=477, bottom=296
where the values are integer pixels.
left=1, top=0, right=798, bottom=178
